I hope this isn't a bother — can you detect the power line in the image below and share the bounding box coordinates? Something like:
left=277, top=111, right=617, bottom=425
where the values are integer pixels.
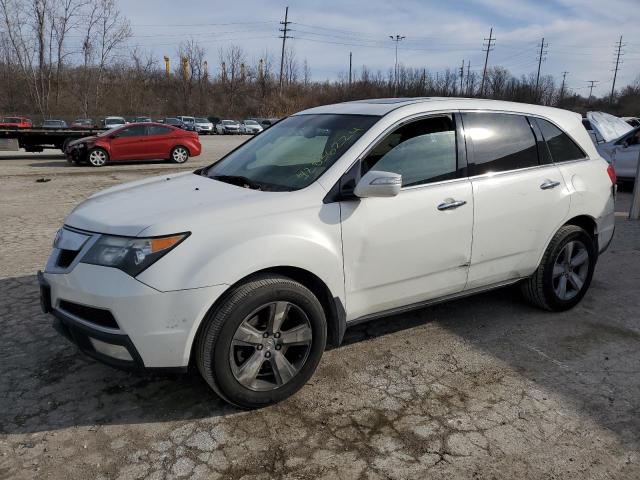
left=278, top=6, right=292, bottom=90
left=480, top=27, right=495, bottom=97
left=610, top=35, right=625, bottom=104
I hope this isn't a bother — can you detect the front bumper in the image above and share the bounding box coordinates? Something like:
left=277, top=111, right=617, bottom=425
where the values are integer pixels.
left=40, top=253, right=228, bottom=369
left=65, top=143, right=89, bottom=162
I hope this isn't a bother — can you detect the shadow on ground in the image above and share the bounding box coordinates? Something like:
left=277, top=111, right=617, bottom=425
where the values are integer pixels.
left=1, top=220, right=639, bottom=450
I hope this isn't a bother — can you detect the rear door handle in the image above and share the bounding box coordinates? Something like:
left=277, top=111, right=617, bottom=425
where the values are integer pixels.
left=438, top=199, right=467, bottom=211
left=540, top=179, right=561, bottom=190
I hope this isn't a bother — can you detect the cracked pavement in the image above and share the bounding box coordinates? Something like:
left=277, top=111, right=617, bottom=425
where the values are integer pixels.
left=1, top=138, right=639, bottom=479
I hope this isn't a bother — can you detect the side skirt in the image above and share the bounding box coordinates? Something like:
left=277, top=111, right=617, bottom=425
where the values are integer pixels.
left=346, top=277, right=524, bottom=327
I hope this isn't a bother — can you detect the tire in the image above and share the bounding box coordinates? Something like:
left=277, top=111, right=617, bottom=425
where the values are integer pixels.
left=521, top=225, right=596, bottom=311
left=196, top=274, right=327, bottom=408
left=170, top=145, right=189, bottom=164
left=87, top=147, right=108, bottom=167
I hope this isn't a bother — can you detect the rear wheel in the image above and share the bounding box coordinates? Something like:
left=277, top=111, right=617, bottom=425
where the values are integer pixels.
left=196, top=274, right=327, bottom=408
left=170, top=146, right=189, bottom=164
left=87, top=148, right=108, bottom=167
left=521, top=225, right=596, bottom=311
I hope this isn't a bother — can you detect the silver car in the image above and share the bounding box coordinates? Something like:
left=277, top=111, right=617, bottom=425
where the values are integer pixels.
left=216, top=120, right=241, bottom=135
left=241, top=119, right=263, bottom=135
left=194, top=117, right=213, bottom=135
left=588, top=112, right=639, bottom=181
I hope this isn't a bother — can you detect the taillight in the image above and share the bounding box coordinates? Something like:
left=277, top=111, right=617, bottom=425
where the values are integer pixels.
left=607, top=164, right=617, bottom=185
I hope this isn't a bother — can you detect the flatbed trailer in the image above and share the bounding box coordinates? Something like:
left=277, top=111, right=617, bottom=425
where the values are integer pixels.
left=0, top=127, right=106, bottom=153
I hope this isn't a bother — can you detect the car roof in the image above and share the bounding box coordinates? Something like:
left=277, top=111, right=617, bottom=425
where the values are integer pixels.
left=295, top=97, right=582, bottom=124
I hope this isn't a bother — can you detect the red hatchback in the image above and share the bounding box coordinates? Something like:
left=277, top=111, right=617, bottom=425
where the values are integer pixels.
left=65, top=123, right=201, bottom=167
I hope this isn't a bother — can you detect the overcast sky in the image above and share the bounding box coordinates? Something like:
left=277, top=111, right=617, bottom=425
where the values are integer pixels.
left=119, top=0, right=640, bottom=97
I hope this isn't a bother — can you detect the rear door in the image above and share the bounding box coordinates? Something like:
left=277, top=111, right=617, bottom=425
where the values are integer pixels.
left=340, top=113, right=473, bottom=320
left=109, top=125, right=149, bottom=160
left=145, top=125, right=174, bottom=158
left=463, top=112, right=570, bottom=289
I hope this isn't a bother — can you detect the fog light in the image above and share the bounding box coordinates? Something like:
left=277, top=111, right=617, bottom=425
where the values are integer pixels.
left=89, top=338, right=133, bottom=361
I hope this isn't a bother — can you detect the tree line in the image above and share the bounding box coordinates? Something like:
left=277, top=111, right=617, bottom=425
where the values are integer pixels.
left=1, top=0, right=639, bottom=122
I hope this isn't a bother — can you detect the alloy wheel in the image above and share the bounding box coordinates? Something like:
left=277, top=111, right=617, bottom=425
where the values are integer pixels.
left=552, top=240, right=589, bottom=300
left=172, top=147, right=188, bottom=163
left=229, top=301, right=313, bottom=392
left=88, top=150, right=107, bottom=166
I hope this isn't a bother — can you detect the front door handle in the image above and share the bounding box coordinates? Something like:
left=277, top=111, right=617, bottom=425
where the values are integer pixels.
left=540, top=179, right=561, bottom=190
left=438, top=199, right=467, bottom=211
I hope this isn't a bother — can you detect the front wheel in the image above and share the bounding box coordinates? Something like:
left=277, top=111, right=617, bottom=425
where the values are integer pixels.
left=170, top=146, right=189, bottom=164
left=196, top=274, right=327, bottom=408
left=87, top=148, right=108, bottom=167
left=521, top=225, right=596, bottom=311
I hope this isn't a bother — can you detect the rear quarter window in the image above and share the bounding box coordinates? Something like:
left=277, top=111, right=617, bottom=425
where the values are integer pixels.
left=535, top=118, right=586, bottom=163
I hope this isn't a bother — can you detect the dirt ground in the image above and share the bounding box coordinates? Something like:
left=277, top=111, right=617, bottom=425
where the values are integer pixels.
left=1, top=137, right=639, bottom=479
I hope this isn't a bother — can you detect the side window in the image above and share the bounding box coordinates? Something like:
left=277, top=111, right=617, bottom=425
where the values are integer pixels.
left=462, top=113, right=538, bottom=175
left=118, top=125, right=147, bottom=137
left=535, top=118, right=586, bottom=162
left=361, top=115, right=457, bottom=187
left=148, top=125, right=172, bottom=136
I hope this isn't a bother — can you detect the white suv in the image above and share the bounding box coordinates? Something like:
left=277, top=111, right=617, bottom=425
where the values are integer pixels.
left=39, top=98, right=616, bottom=408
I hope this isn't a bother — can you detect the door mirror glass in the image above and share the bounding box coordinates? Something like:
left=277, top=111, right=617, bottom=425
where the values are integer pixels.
left=354, top=170, right=402, bottom=198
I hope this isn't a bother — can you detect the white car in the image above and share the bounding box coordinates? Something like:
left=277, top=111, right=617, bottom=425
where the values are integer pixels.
left=216, top=120, right=241, bottom=135
left=241, top=119, right=263, bottom=135
left=39, top=98, right=616, bottom=408
left=102, top=116, right=126, bottom=129
left=194, top=117, right=213, bottom=135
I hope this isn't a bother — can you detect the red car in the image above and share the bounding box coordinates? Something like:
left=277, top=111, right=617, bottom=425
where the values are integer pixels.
left=65, top=122, right=201, bottom=167
left=0, top=116, right=32, bottom=128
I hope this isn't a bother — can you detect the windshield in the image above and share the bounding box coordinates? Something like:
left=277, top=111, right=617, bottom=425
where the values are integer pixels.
left=222, top=120, right=235, bottom=125
left=205, top=114, right=379, bottom=191
left=98, top=126, right=122, bottom=137
left=195, top=118, right=208, bottom=123
left=244, top=120, right=258, bottom=125
left=105, top=119, right=124, bottom=125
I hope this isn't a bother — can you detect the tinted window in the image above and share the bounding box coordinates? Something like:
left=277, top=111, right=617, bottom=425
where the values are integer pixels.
left=148, top=125, right=172, bottom=136
left=535, top=119, right=585, bottom=162
left=463, top=113, right=538, bottom=175
left=362, top=116, right=457, bottom=187
left=117, top=125, right=147, bottom=137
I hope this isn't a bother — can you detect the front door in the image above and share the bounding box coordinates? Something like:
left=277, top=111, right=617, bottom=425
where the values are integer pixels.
left=340, top=114, right=473, bottom=321
left=109, top=124, right=149, bottom=160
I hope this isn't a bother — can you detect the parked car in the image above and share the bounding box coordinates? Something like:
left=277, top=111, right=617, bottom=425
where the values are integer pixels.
left=103, top=116, right=127, bottom=129
left=64, top=122, right=201, bottom=167
left=71, top=119, right=97, bottom=129
left=216, top=119, right=241, bottom=134
left=177, top=116, right=196, bottom=128
left=0, top=116, right=32, bottom=128
left=135, top=116, right=152, bottom=123
left=241, top=119, right=263, bottom=135
left=584, top=112, right=638, bottom=181
left=194, top=117, right=213, bottom=135
left=42, top=119, right=68, bottom=129
left=163, top=117, right=196, bottom=131
left=40, top=98, right=615, bottom=408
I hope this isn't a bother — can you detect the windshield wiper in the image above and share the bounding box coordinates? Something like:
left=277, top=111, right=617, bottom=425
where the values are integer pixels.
left=211, top=174, right=263, bottom=190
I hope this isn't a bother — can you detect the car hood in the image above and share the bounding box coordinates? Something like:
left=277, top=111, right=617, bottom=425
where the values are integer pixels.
left=68, top=135, right=98, bottom=147
left=64, top=171, right=308, bottom=237
left=587, top=111, right=633, bottom=143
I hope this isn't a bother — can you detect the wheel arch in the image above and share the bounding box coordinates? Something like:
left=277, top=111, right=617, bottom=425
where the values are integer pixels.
left=535, top=214, right=599, bottom=271
left=187, top=265, right=346, bottom=368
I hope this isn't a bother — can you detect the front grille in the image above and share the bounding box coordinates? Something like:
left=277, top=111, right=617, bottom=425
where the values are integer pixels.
left=57, top=249, right=79, bottom=268
left=58, top=300, right=119, bottom=329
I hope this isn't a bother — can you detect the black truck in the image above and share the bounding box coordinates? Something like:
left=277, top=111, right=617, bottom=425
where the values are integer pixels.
left=0, top=126, right=105, bottom=153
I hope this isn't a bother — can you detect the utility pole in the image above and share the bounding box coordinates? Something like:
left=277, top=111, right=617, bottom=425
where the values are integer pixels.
left=480, top=27, right=495, bottom=97
left=459, top=59, right=464, bottom=94
left=587, top=80, right=598, bottom=104
left=465, top=60, right=471, bottom=95
left=610, top=35, right=625, bottom=104
left=559, top=71, right=569, bottom=103
left=534, top=37, right=548, bottom=100
left=389, top=34, right=405, bottom=96
left=278, top=6, right=291, bottom=91
left=349, top=51, right=352, bottom=86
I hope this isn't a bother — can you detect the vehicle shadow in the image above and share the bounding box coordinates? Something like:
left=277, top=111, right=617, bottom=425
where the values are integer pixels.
left=27, top=159, right=173, bottom=168
left=2, top=220, right=638, bottom=444
left=0, top=154, right=65, bottom=161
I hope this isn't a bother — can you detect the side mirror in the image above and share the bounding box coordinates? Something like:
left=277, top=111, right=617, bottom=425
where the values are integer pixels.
left=354, top=170, right=402, bottom=198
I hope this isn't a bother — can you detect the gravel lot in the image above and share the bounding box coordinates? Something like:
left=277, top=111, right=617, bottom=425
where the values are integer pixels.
left=1, top=136, right=639, bottom=479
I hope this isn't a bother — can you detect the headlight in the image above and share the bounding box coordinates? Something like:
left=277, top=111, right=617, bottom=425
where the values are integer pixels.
left=81, top=233, right=189, bottom=276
